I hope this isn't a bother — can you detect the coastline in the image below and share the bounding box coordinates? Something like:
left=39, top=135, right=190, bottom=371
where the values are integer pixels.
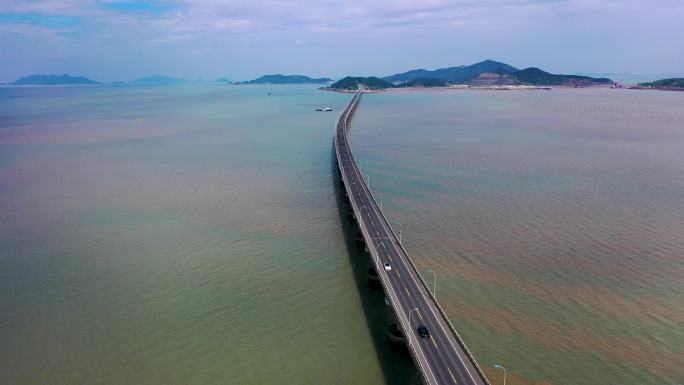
left=320, top=84, right=615, bottom=93
left=321, top=84, right=684, bottom=93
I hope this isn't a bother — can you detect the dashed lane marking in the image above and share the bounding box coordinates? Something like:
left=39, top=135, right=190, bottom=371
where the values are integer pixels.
left=447, top=367, right=459, bottom=384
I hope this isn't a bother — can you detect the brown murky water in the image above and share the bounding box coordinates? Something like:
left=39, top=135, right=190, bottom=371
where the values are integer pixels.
left=350, top=88, right=684, bottom=385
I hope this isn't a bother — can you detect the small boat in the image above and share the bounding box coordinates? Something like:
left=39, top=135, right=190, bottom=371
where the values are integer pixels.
left=324, top=107, right=333, bottom=111
left=315, top=108, right=323, bottom=111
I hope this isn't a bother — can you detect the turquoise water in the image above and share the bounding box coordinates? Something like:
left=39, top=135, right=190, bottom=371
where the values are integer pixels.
left=1, top=85, right=682, bottom=385
left=350, top=88, right=684, bottom=385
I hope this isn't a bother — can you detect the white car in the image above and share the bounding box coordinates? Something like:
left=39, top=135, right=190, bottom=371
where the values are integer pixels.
left=383, top=262, right=392, bottom=271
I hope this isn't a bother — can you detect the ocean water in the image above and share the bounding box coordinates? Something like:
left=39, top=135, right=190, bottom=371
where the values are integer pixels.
left=350, top=88, right=684, bottom=385
left=0, top=84, right=417, bottom=385
left=1, top=85, right=682, bottom=385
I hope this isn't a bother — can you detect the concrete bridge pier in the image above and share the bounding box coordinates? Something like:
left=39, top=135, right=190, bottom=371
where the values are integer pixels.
left=367, top=265, right=381, bottom=288
left=388, top=322, right=406, bottom=344
left=385, top=298, right=406, bottom=344
left=355, top=232, right=364, bottom=245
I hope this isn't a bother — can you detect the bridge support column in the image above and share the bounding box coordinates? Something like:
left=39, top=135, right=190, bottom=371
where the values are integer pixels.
left=388, top=323, right=406, bottom=344
left=367, top=266, right=381, bottom=289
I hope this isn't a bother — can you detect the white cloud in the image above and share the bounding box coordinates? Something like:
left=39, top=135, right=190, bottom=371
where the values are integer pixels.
left=1, top=0, right=682, bottom=81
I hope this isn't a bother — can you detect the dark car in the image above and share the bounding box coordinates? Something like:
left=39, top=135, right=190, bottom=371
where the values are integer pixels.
left=417, top=325, right=430, bottom=339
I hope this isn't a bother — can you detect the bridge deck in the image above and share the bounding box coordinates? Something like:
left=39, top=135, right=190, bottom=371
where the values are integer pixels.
left=334, top=92, right=491, bottom=385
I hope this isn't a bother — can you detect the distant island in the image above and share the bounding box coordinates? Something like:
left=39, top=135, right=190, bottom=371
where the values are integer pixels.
left=326, top=60, right=613, bottom=90
left=131, top=75, right=187, bottom=86
left=12, top=74, right=100, bottom=85
left=238, top=74, right=333, bottom=84
left=635, top=78, right=684, bottom=91
left=10, top=62, right=625, bottom=91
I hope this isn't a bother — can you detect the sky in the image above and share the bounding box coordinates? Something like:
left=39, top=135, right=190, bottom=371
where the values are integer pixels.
left=1, top=0, right=683, bottom=82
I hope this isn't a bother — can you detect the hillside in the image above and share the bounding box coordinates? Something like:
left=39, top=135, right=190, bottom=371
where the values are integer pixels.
left=384, top=60, right=518, bottom=84
left=382, top=60, right=612, bottom=86
left=13, top=74, right=100, bottom=85
left=396, top=78, right=451, bottom=88
left=514, top=68, right=612, bottom=86
left=240, top=74, right=333, bottom=84
left=384, top=68, right=435, bottom=84
left=467, top=71, right=521, bottom=86
left=328, top=76, right=394, bottom=90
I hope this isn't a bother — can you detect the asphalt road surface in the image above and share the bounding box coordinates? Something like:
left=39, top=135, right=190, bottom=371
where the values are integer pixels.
left=334, top=92, right=489, bottom=385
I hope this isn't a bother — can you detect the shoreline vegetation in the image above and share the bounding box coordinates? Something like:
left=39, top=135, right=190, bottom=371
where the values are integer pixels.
left=323, top=85, right=559, bottom=93
left=631, top=78, right=684, bottom=91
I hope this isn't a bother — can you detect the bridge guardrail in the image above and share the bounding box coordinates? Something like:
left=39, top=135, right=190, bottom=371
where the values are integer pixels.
left=334, top=93, right=431, bottom=385
left=335, top=91, right=492, bottom=385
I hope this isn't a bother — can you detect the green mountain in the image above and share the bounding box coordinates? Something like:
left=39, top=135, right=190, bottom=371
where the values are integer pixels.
left=132, top=75, right=187, bottom=85
left=638, top=78, right=684, bottom=88
left=396, top=78, right=452, bottom=87
left=328, top=76, right=394, bottom=90
left=513, top=67, right=611, bottom=86
left=12, top=74, right=100, bottom=85
left=384, top=60, right=518, bottom=83
left=240, top=74, right=333, bottom=84
left=382, top=60, right=612, bottom=86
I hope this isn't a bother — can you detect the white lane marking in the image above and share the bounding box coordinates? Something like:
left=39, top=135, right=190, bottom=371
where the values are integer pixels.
left=448, top=367, right=459, bottom=384
left=380, top=225, right=482, bottom=385
left=360, top=215, right=439, bottom=385
left=337, top=95, right=441, bottom=385
left=345, top=151, right=481, bottom=385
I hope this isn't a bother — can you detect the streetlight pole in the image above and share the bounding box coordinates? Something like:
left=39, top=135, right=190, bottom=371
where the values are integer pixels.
left=393, top=220, right=403, bottom=243
left=406, top=307, right=419, bottom=348
left=376, top=242, right=384, bottom=264
left=408, top=307, right=419, bottom=328
left=426, top=269, right=437, bottom=299
left=494, top=363, right=507, bottom=385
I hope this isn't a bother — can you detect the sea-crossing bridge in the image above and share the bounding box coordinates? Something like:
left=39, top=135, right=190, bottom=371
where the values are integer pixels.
left=334, top=91, right=492, bottom=385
